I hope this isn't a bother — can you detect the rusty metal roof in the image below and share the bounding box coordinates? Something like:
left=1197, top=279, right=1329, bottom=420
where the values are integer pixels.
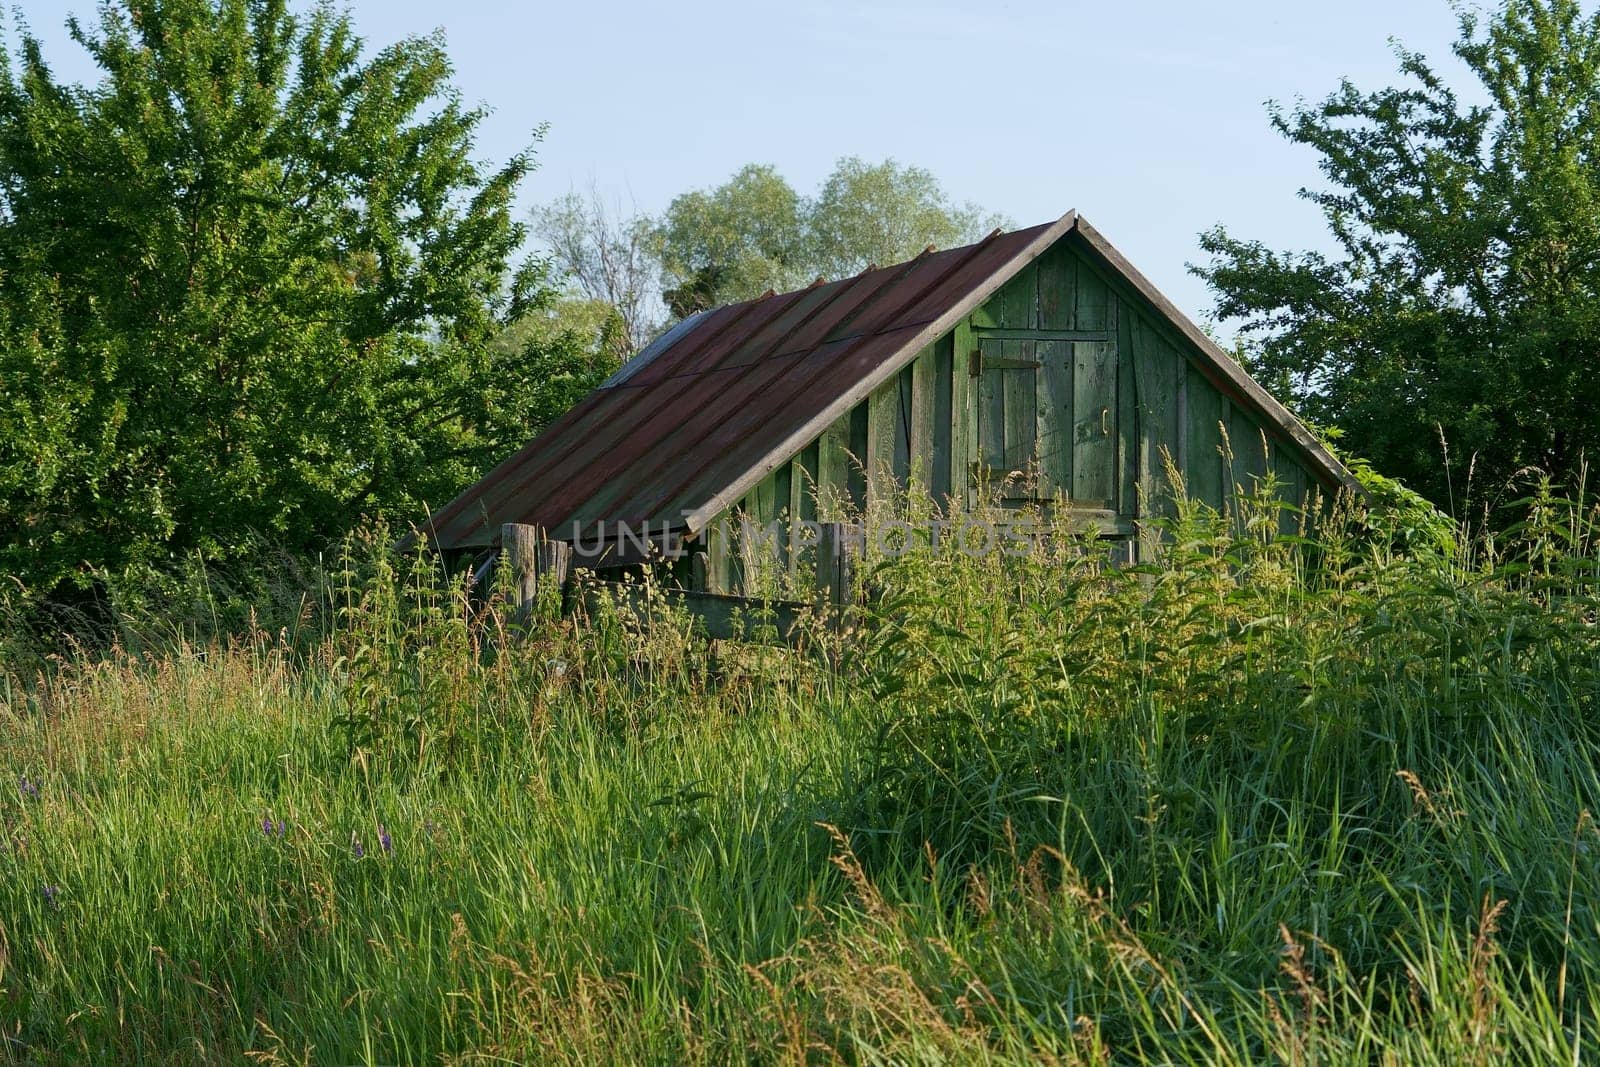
left=422, top=212, right=1355, bottom=551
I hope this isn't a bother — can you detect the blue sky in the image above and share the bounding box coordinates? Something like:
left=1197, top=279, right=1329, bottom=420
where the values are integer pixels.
left=23, top=0, right=1480, bottom=324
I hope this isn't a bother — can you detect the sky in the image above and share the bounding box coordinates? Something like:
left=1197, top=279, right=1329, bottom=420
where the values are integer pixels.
left=20, top=0, right=1482, bottom=325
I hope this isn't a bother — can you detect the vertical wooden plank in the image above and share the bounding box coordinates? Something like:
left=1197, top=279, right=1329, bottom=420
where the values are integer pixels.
left=1036, top=242, right=1078, bottom=331
left=1075, top=260, right=1111, bottom=332
left=1132, top=316, right=1182, bottom=519
left=1001, top=339, right=1037, bottom=476
left=794, top=442, right=818, bottom=526
left=978, top=337, right=1005, bottom=469
left=772, top=461, right=793, bottom=573
left=950, top=320, right=973, bottom=506
left=704, top=509, right=731, bottom=595
left=1116, top=296, right=1136, bottom=517
left=910, top=344, right=936, bottom=492
left=1276, top=457, right=1306, bottom=537
left=818, top=412, right=852, bottom=520
left=847, top=401, right=870, bottom=512
left=996, top=262, right=1038, bottom=329
left=894, top=365, right=913, bottom=487
left=1229, top=403, right=1270, bottom=506
left=1035, top=338, right=1071, bottom=499
left=1184, top=366, right=1226, bottom=510
left=1071, top=338, right=1118, bottom=507
left=931, top=333, right=954, bottom=503
left=816, top=522, right=859, bottom=610
left=867, top=379, right=898, bottom=501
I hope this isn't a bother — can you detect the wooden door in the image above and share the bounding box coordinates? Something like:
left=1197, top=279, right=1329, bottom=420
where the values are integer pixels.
left=974, top=337, right=1044, bottom=499
left=971, top=335, right=1118, bottom=510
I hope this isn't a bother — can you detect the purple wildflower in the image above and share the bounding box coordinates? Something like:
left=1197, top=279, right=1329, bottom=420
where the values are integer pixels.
left=351, top=833, right=364, bottom=859
left=18, top=777, right=38, bottom=799
left=41, top=884, right=58, bottom=908
left=378, top=825, right=392, bottom=855
left=261, top=816, right=286, bottom=838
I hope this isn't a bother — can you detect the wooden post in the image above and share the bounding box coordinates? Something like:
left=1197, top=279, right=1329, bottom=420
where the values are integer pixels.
left=501, top=523, right=571, bottom=625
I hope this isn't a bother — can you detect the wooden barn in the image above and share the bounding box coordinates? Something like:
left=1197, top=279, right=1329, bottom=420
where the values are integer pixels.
left=423, top=212, right=1355, bottom=599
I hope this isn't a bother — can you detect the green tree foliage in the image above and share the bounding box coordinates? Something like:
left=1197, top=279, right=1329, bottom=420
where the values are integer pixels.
left=0, top=0, right=596, bottom=602
left=806, top=156, right=1006, bottom=280
left=654, top=158, right=1007, bottom=317
left=654, top=163, right=805, bottom=318
left=1195, top=0, right=1600, bottom=515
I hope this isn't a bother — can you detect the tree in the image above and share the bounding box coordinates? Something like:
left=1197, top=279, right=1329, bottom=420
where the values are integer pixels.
left=530, top=185, right=661, bottom=353
left=805, top=156, right=1005, bottom=279
left=1195, top=0, right=1600, bottom=515
left=0, top=0, right=588, bottom=602
left=653, top=158, right=1010, bottom=317
left=654, top=163, right=806, bottom=317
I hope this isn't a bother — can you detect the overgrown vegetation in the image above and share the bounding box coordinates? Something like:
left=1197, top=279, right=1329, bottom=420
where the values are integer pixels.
left=4, top=476, right=1599, bottom=1063
left=1199, top=0, right=1600, bottom=516
left=0, top=0, right=612, bottom=611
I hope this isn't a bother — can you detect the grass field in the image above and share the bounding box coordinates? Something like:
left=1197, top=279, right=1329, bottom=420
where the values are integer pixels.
left=4, top=482, right=1600, bottom=1063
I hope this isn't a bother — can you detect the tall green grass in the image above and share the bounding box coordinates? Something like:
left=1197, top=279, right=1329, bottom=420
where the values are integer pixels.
left=3, top=477, right=1600, bottom=1063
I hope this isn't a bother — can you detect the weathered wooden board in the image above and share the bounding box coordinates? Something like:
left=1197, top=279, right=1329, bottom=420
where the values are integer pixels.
left=931, top=334, right=954, bottom=502
left=587, top=582, right=813, bottom=645
left=793, top=443, right=817, bottom=525
left=1132, top=315, right=1182, bottom=518
left=1072, top=338, right=1118, bottom=507
left=1074, top=258, right=1112, bottom=332
left=1185, top=365, right=1226, bottom=509
left=909, top=344, right=936, bottom=490
left=977, top=337, right=1006, bottom=469
left=1116, top=295, right=1136, bottom=517
left=1035, top=338, right=1071, bottom=498
left=1001, top=339, right=1037, bottom=475
left=951, top=319, right=974, bottom=505
left=894, top=364, right=913, bottom=485
left=1000, top=262, right=1038, bottom=329
left=867, top=378, right=898, bottom=490
left=1036, top=241, right=1078, bottom=331
left=847, top=403, right=869, bottom=511
left=1275, top=456, right=1308, bottom=536
left=817, top=411, right=852, bottom=521
left=1229, top=402, right=1270, bottom=497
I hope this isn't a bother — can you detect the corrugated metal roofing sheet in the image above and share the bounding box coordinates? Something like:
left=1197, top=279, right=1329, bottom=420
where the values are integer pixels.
left=422, top=212, right=1356, bottom=551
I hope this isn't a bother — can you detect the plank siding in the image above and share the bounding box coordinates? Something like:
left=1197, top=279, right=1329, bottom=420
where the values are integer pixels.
left=1074, top=259, right=1111, bottom=332
left=1184, top=366, right=1226, bottom=509
left=1229, top=402, right=1270, bottom=496
left=1036, top=338, right=1071, bottom=497
left=1036, top=242, right=1077, bottom=331
left=1131, top=315, right=1182, bottom=518
left=1072, top=338, right=1117, bottom=507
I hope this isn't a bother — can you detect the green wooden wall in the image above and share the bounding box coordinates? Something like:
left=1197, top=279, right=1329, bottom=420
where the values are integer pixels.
left=695, top=233, right=1326, bottom=595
